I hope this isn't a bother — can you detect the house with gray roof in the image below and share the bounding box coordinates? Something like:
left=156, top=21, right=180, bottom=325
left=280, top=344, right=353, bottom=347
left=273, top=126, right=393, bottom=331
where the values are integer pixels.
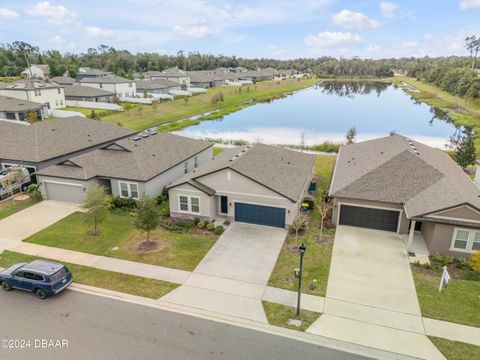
left=0, top=95, right=48, bottom=122
left=64, top=85, right=115, bottom=103
left=0, top=116, right=135, bottom=181
left=329, top=134, right=480, bottom=258
left=78, top=75, right=135, bottom=98
left=50, top=76, right=76, bottom=86
left=36, top=132, right=213, bottom=203
left=143, top=69, right=190, bottom=87
left=135, top=79, right=181, bottom=94
left=168, top=144, right=315, bottom=228
left=0, top=79, right=65, bottom=110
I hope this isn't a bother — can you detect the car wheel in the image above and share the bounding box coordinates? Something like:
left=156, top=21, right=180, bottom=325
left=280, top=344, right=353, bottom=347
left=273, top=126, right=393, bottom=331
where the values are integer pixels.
left=35, top=288, right=47, bottom=300
left=0, top=281, right=12, bottom=291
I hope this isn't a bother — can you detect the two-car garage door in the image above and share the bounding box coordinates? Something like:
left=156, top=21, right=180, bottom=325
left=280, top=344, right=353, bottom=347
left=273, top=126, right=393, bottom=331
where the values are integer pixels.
left=339, top=204, right=400, bottom=232
left=235, top=203, right=286, bottom=228
left=44, top=182, right=85, bottom=203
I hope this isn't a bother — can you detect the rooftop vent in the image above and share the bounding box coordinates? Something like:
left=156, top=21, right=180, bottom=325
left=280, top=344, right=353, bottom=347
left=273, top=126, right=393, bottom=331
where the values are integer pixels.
left=141, top=133, right=149, bottom=138
left=132, top=136, right=141, bottom=141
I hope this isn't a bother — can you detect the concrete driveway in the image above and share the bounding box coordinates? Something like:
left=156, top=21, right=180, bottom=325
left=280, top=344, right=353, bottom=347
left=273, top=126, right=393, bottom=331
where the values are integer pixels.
left=0, top=200, right=80, bottom=241
left=161, top=222, right=287, bottom=322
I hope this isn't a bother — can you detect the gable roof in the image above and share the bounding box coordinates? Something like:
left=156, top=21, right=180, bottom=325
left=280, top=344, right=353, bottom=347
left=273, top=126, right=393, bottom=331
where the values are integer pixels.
left=135, top=79, right=180, bottom=90
left=36, top=132, right=213, bottom=182
left=64, top=85, right=114, bottom=97
left=170, top=144, right=315, bottom=202
left=78, top=75, right=132, bottom=84
left=329, top=134, right=480, bottom=218
left=0, top=79, right=62, bottom=91
left=0, top=117, right=135, bottom=163
left=0, top=95, right=45, bottom=112
left=50, top=76, right=76, bottom=85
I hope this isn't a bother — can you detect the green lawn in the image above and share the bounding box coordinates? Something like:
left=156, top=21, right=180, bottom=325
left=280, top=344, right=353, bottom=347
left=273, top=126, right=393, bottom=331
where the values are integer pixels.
left=412, top=270, right=480, bottom=327
left=100, top=78, right=317, bottom=131
left=430, top=337, right=480, bottom=360
left=213, top=147, right=226, bottom=156
left=25, top=211, right=219, bottom=271
left=0, top=251, right=178, bottom=299
left=268, top=155, right=337, bottom=297
left=262, top=301, right=321, bottom=332
left=0, top=197, right=40, bottom=221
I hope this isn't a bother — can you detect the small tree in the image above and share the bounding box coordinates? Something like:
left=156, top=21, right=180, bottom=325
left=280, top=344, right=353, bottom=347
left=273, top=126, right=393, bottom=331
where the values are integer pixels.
left=124, top=103, right=134, bottom=116
left=290, top=213, right=307, bottom=244
left=0, top=168, right=25, bottom=204
left=317, top=196, right=334, bottom=241
left=465, top=35, right=480, bottom=71
left=26, top=110, right=38, bottom=124
left=181, top=81, right=188, bottom=91
left=134, top=195, right=160, bottom=243
left=345, top=127, right=357, bottom=144
left=450, top=127, right=476, bottom=168
left=82, top=184, right=109, bottom=236
left=471, top=251, right=480, bottom=272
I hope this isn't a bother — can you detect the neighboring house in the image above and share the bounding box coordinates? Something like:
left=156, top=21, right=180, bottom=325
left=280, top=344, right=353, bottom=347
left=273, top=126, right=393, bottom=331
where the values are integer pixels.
left=144, top=68, right=191, bottom=87
left=50, top=76, right=76, bottom=86
left=188, top=71, right=214, bottom=88
left=168, top=144, right=315, bottom=228
left=329, top=134, right=480, bottom=258
left=238, top=70, right=273, bottom=82
left=0, top=117, right=135, bottom=182
left=76, top=67, right=112, bottom=80
left=36, top=132, right=213, bottom=203
left=78, top=75, right=136, bottom=97
left=0, top=79, right=66, bottom=110
left=0, top=95, right=48, bottom=122
left=21, top=64, right=50, bottom=79
left=64, top=85, right=115, bottom=103
left=136, top=79, right=181, bottom=94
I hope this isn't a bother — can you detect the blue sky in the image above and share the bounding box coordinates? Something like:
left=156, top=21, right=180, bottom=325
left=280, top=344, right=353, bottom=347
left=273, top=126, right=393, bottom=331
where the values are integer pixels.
left=0, top=1, right=479, bottom=59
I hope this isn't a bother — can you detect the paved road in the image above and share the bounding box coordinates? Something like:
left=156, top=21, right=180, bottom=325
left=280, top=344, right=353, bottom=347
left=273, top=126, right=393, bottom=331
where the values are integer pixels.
left=0, top=289, right=371, bottom=360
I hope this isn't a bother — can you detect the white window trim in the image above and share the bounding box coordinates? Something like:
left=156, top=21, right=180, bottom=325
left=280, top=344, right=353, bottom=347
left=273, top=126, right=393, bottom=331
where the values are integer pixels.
left=177, top=194, right=201, bottom=214
left=450, top=227, right=480, bottom=253
left=118, top=181, right=140, bottom=199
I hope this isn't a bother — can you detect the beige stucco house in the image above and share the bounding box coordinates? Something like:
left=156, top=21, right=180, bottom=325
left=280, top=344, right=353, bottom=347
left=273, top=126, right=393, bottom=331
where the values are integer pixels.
left=0, top=79, right=66, bottom=110
left=329, top=134, right=480, bottom=258
left=168, top=144, right=315, bottom=228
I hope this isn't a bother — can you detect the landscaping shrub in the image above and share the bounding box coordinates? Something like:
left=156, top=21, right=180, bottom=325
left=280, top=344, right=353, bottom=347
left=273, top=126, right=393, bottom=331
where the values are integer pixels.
left=470, top=251, right=480, bottom=272
left=155, top=194, right=168, bottom=205
left=206, top=223, right=215, bottom=231
left=110, top=196, right=138, bottom=209
left=223, top=219, right=231, bottom=226
left=193, top=217, right=200, bottom=225
left=214, top=225, right=224, bottom=235
left=455, top=258, right=470, bottom=269
left=432, top=253, right=454, bottom=267
left=159, top=202, right=170, bottom=217
left=27, top=184, right=42, bottom=201
left=159, top=219, right=185, bottom=233
left=302, top=197, right=315, bottom=211
left=197, top=220, right=206, bottom=229
left=175, top=219, right=195, bottom=229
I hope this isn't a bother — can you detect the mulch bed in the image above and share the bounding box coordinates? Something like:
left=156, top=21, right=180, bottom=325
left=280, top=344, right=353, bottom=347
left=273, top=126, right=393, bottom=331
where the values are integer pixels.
left=135, top=240, right=164, bottom=253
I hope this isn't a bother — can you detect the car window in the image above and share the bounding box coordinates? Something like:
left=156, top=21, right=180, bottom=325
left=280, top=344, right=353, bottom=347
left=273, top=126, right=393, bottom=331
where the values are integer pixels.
left=49, top=267, right=67, bottom=282
left=23, top=272, right=43, bottom=281
left=14, top=271, right=25, bottom=278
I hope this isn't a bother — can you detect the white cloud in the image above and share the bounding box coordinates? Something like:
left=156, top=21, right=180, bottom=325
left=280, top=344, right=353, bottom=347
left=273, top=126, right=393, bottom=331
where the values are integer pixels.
left=366, top=44, right=382, bottom=53
left=269, top=45, right=287, bottom=58
left=380, top=2, right=399, bottom=18
left=85, top=26, right=115, bottom=40
left=173, top=18, right=214, bottom=39
left=27, top=1, right=78, bottom=27
left=305, top=31, right=361, bottom=48
left=423, top=33, right=433, bottom=40
left=332, top=9, right=381, bottom=30
left=50, top=35, right=66, bottom=45
left=0, top=7, right=19, bottom=19
left=460, top=0, right=480, bottom=10
left=400, top=41, right=418, bottom=48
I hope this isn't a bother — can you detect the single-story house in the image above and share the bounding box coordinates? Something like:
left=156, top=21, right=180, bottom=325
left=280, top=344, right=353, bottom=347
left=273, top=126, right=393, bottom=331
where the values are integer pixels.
left=136, top=79, right=181, bottom=95
left=22, top=64, right=50, bottom=79
left=0, top=95, right=48, bottom=122
left=36, top=132, right=213, bottom=203
left=329, top=134, right=480, bottom=258
left=144, top=69, right=191, bottom=87
left=64, top=85, right=115, bottom=103
left=78, top=75, right=136, bottom=98
left=50, top=76, right=76, bottom=86
left=0, top=79, right=66, bottom=110
left=168, top=144, right=315, bottom=228
left=188, top=71, right=214, bottom=89
left=0, top=117, right=135, bottom=181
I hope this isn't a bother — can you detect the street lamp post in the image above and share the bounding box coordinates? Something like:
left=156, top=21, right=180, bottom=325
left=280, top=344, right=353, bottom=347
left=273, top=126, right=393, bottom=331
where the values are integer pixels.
left=296, top=243, right=306, bottom=317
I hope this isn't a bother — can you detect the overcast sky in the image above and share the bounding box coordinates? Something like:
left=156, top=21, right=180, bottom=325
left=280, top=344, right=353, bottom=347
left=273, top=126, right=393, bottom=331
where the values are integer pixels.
left=0, top=0, right=479, bottom=59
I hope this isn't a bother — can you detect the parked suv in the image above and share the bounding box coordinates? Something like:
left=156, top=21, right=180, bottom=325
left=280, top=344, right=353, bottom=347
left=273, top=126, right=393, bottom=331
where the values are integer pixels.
left=0, top=260, right=73, bottom=299
left=0, top=166, right=31, bottom=200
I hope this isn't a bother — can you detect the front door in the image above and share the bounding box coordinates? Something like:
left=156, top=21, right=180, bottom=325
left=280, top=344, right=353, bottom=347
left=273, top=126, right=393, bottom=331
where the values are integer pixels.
left=220, top=196, right=228, bottom=215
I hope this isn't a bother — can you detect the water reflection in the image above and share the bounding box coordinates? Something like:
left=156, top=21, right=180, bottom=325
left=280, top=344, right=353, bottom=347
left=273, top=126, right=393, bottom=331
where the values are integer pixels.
left=316, top=81, right=390, bottom=98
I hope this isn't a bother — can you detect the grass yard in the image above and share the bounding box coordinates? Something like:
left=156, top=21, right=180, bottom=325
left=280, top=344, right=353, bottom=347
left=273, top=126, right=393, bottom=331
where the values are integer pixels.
left=100, top=78, right=317, bottom=131
left=0, top=251, right=178, bottom=299
left=25, top=211, right=219, bottom=271
left=213, top=146, right=226, bottom=156
left=262, top=301, right=321, bottom=332
left=268, top=155, right=337, bottom=297
left=430, top=337, right=480, bottom=360
left=412, top=270, right=480, bottom=327
left=0, top=196, right=40, bottom=221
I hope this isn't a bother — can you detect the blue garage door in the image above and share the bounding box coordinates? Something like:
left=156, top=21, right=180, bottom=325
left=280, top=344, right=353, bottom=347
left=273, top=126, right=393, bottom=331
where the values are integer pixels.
left=235, top=203, right=286, bottom=228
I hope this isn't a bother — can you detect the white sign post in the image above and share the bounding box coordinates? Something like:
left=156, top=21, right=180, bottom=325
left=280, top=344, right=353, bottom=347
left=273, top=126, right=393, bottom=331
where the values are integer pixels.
left=438, top=266, right=451, bottom=292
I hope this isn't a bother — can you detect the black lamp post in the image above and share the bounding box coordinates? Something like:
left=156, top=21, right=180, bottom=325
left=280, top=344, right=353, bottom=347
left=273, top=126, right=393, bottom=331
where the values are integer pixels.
left=296, top=243, right=307, bottom=316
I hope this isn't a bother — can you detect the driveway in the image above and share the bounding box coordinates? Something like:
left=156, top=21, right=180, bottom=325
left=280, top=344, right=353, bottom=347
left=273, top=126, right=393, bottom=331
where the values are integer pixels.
left=0, top=200, right=80, bottom=241
left=160, top=222, right=287, bottom=322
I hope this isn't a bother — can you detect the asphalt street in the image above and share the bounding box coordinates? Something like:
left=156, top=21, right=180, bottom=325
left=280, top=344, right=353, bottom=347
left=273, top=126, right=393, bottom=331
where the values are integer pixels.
left=0, top=288, right=373, bottom=360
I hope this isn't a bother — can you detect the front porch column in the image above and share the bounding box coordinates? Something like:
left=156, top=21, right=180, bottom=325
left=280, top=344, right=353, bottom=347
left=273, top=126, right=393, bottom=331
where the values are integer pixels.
left=407, top=220, right=416, bottom=251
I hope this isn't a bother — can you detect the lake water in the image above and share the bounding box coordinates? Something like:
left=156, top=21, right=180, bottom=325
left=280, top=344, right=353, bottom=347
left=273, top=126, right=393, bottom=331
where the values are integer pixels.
left=174, top=81, right=457, bottom=148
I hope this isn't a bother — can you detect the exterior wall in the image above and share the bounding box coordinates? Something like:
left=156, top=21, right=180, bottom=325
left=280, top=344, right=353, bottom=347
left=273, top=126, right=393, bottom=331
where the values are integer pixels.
left=22, top=66, right=46, bottom=79
left=65, top=95, right=114, bottom=103
left=332, top=197, right=409, bottom=234
left=0, top=88, right=65, bottom=109
left=0, top=107, right=46, bottom=121
left=427, top=206, right=480, bottom=223
left=422, top=222, right=470, bottom=259
left=191, top=81, right=212, bottom=89
left=169, top=183, right=213, bottom=220
left=79, top=82, right=136, bottom=97
left=151, top=75, right=191, bottom=87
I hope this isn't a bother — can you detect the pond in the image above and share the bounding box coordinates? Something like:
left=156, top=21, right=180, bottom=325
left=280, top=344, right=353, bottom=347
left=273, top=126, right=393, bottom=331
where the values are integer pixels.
left=173, top=81, right=457, bottom=148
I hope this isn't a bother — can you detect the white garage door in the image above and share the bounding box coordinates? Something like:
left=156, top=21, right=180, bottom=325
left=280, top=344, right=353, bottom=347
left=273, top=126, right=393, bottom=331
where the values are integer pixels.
left=44, top=182, right=85, bottom=203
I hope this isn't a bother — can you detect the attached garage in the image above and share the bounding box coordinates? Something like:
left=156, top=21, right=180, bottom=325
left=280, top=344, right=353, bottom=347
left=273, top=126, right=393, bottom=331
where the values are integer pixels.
left=235, top=203, right=286, bottom=228
left=44, top=181, right=85, bottom=203
left=339, top=204, right=400, bottom=232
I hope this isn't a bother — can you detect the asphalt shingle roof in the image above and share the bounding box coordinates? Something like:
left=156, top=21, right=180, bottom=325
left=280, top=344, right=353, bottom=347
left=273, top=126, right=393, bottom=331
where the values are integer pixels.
left=64, top=85, right=114, bottom=97
left=0, top=117, right=135, bottom=163
left=170, top=144, right=315, bottom=202
left=0, top=95, right=44, bottom=112
left=50, top=76, right=76, bottom=85
left=329, top=134, right=480, bottom=217
left=36, top=133, right=213, bottom=182
left=135, top=79, right=180, bottom=90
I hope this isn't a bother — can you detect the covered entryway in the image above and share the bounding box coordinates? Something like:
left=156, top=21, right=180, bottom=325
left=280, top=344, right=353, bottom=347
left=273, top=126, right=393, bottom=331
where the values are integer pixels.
left=234, top=203, right=285, bottom=228
left=44, top=181, right=85, bottom=203
left=339, top=204, right=400, bottom=232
